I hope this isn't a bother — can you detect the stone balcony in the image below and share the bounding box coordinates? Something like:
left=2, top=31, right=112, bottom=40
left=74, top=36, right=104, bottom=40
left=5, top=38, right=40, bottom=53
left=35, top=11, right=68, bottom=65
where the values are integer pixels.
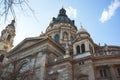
left=47, top=55, right=70, bottom=64
left=94, top=50, right=120, bottom=57
left=47, top=50, right=120, bottom=64
left=47, top=52, right=92, bottom=64
left=73, top=52, right=91, bottom=60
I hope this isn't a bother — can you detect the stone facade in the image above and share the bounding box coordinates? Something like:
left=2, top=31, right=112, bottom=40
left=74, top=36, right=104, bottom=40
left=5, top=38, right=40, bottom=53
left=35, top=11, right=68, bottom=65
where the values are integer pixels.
left=0, top=8, right=120, bottom=80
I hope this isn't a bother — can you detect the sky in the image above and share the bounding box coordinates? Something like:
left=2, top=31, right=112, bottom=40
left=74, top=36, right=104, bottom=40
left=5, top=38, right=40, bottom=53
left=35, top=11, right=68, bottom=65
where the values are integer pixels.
left=0, top=0, right=120, bottom=47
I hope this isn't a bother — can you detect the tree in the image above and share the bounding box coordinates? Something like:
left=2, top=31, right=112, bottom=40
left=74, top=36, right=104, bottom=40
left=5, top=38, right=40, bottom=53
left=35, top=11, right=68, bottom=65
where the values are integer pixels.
left=0, top=0, right=33, bottom=21
left=0, top=57, right=35, bottom=80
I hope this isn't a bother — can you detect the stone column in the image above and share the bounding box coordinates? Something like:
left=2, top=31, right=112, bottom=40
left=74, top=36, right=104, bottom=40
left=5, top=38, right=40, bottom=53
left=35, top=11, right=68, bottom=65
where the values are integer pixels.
left=67, top=62, right=73, bottom=80
left=88, top=60, right=95, bottom=80
left=108, top=65, right=117, bottom=80
left=85, top=41, right=90, bottom=52
left=65, top=43, right=70, bottom=55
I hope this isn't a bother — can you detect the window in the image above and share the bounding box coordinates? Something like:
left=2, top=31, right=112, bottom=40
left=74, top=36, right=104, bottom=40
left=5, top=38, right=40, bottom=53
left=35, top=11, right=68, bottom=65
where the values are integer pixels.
left=20, top=61, right=29, bottom=73
left=63, top=32, right=68, bottom=40
left=70, top=36, right=74, bottom=42
left=7, top=35, right=11, bottom=41
left=79, top=61, right=84, bottom=65
left=81, top=44, right=85, bottom=53
left=54, top=34, right=59, bottom=43
left=76, top=45, right=80, bottom=54
left=99, top=69, right=108, bottom=77
left=117, top=68, right=120, bottom=76
left=0, top=54, right=4, bottom=62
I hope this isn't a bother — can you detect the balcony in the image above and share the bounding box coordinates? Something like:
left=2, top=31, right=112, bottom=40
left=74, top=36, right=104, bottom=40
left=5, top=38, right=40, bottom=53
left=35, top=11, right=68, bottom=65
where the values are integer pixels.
left=47, top=55, right=70, bottom=64
left=94, top=51, right=120, bottom=57
left=73, top=52, right=91, bottom=60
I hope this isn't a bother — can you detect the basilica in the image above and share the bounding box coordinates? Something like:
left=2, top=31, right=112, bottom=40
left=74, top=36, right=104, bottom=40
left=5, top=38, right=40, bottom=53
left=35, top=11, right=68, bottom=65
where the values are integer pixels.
left=0, top=8, right=120, bottom=80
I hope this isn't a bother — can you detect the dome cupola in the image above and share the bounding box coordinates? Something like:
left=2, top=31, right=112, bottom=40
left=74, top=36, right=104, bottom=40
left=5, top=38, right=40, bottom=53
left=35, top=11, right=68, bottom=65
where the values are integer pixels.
left=77, top=24, right=90, bottom=38
left=50, top=8, right=76, bottom=27
left=45, top=8, right=77, bottom=49
left=78, top=25, right=87, bottom=33
left=58, top=8, right=67, bottom=17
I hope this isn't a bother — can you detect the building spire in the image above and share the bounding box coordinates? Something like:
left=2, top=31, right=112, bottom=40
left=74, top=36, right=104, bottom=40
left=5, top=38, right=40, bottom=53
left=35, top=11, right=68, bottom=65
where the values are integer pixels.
left=58, top=7, right=67, bottom=17
left=80, top=22, right=83, bottom=29
left=62, top=5, right=64, bottom=8
left=8, top=18, right=15, bottom=28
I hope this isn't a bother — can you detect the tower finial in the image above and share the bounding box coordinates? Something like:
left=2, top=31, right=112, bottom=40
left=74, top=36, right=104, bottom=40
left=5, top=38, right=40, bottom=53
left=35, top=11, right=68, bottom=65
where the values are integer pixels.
left=11, top=18, right=15, bottom=25
left=59, top=7, right=66, bottom=16
left=62, top=5, right=65, bottom=10
left=80, top=22, right=83, bottom=28
left=62, top=5, right=64, bottom=8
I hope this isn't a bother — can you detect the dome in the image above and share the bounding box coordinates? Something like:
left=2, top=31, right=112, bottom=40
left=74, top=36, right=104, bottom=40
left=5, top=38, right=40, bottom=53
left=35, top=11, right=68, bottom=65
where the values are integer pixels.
left=78, top=27, right=87, bottom=33
left=77, top=25, right=87, bottom=33
left=50, top=8, right=76, bottom=28
left=77, top=24, right=90, bottom=37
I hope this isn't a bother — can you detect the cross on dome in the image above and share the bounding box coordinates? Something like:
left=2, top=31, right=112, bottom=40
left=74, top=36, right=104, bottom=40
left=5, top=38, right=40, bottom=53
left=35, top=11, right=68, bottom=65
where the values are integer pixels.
left=77, top=23, right=87, bottom=33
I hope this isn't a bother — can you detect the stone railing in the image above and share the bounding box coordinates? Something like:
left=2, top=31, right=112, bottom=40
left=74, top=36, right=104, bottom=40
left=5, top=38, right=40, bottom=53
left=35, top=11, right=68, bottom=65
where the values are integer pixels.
left=73, top=52, right=91, bottom=60
left=94, top=50, right=120, bottom=57
left=47, top=51, right=120, bottom=64
left=47, top=52, right=92, bottom=64
left=47, top=55, right=70, bottom=64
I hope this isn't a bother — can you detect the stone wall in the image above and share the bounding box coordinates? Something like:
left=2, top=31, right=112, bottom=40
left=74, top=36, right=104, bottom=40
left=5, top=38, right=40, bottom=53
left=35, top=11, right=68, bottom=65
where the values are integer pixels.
left=46, top=61, right=72, bottom=80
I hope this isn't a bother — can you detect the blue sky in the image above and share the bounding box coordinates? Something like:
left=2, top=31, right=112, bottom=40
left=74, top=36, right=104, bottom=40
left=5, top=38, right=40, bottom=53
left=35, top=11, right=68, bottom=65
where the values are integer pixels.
left=0, top=0, right=120, bottom=47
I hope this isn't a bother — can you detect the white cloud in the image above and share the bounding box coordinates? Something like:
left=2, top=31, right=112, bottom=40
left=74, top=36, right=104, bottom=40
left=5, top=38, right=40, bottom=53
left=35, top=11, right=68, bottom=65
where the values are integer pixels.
left=65, top=6, right=77, bottom=19
left=99, top=0, right=120, bottom=23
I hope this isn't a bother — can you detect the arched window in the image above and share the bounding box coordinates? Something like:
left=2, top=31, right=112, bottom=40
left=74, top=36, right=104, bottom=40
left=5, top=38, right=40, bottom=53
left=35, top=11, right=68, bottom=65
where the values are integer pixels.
left=81, top=44, right=85, bottom=53
left=7, top=35, right=11, bottom=41
left=54, top=34, right=59, bottom=43
left=63, top=32, right=68, bottom=40
left=70, top=36, right=74, bottom=42
left=76, top=45, right=80, bottom=54
left=0, top=54, right=4, bottom=62
left=19, top=61, right=29, bottom=73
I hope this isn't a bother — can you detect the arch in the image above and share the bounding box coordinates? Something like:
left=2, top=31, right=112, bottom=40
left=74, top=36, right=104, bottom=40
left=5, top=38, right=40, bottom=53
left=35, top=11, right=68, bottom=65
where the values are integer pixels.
left=70, top=36, right=74, bottom=42
left=54, top=34, right=59, bottom=43
left=0, top=54, right=4, bottom=62
left=18, top=60, right=29, bottom=73
left=81, top=44, right=85, bottom=53
left=63, top=32, right=68, bottom=40
left=7, top=35, right=11, bottom=41
left=17, top=60, right=28, bottom=71
left=76, top=45, right=80, bottom=54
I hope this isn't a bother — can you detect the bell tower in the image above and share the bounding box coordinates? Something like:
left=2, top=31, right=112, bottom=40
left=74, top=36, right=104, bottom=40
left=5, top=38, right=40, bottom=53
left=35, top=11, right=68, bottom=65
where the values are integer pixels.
left=0, top=19, right=16, bottom=52
left=73, top=24, right=95, bottom=55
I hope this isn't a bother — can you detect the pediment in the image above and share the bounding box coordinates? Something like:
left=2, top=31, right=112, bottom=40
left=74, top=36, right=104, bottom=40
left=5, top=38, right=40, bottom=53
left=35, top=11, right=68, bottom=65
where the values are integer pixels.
left=9, top=37, right=45, bottom=54
left=17, top=39, right=40, bottom=51
left=7, top=36, right=65, bottom=57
